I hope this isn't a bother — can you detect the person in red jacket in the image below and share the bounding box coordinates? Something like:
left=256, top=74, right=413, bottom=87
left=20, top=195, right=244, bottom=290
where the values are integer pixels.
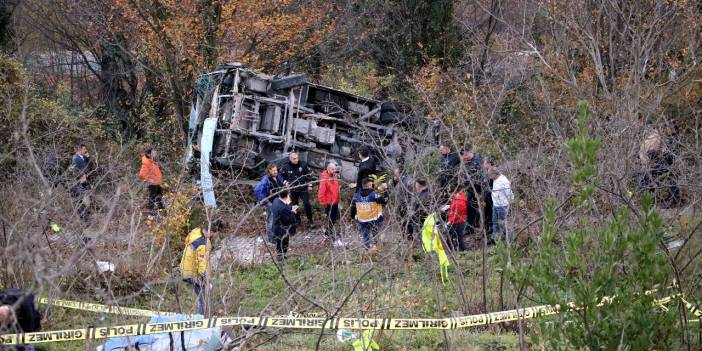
left=318, top=161, right=340, bottom=239
left=444, top=183, right=468, bottom=252
left=139, top=146, right=164, bottom=211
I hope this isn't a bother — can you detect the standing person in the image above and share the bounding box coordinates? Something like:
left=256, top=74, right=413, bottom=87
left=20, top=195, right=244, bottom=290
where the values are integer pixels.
left=280, top=152, right=314, bottom=226
left=392, top=169, right=416, bottom=240
left=179, top=220, right=225, bottom=315
left=71, top=144, right=90, bottom=176
left=70, top=173, right=91, bottom=222
left=0, top=289, right=42, bottom=351
left=444, top=184, right=468, bottom=252
left=351, top=177, right=387, bottom=251
left=461, top=146, right=483, bottom=241
left=488, top=168, right=514, bottom=244
left=318, top=161, right=341, bottom=239
left=481, top=157, right=496, bottom=241
left=438, top=142, right=460, bottom=201
left=254, top=163, right=284, bottom=207
left=355, top=147, right=378, bottom=192
left=409, top=179, right=432, bottom=241
left=254, top=163, right=285, bottom=239
left=269, top=189, right=299, bottom=262
left=139, top=146, right=164, bottom=212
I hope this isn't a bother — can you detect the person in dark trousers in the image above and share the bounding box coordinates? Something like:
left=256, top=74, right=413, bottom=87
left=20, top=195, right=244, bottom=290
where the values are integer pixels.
left=138, top=146, right=164, bottom=211
left=318, top=161, right=341, bottom=239
left=461, top=146, right=483, bottom=240
left=488, top=168, right=514, bottom=244
left=70, top=173, right=91, bottom=222
left=0, top=288, right=42, bottom=351
left=481, top=157, right=495, bottom=241
left=646, top=149, right=681, bottom=207
left=254, top=163, right=285, bottom=239
left=351, top=177, right=387, bottom=251
left=269, top=189, right=299, bottom=262
left=179, top=220, right=225, bottom=315
left=444, top=184, right=468, bottom=252
left=411, top=179, right=432, bottom=241
left=71, top=144, right=90, bottom=176
left=392, top=169, right=416, bottom=240
left=355, top=147, right=378, bottom=192
left=280, top=152, right=314, bottom=226
left=254, top=163, right=285, bottom=207
left=438, top=142, right=460, bottom=201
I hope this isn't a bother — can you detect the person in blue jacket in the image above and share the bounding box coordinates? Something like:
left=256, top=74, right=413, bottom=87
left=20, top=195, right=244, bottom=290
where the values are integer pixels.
left=255, top=163, right=285, bottom=240
left=254, top=163, right=285, bottom=207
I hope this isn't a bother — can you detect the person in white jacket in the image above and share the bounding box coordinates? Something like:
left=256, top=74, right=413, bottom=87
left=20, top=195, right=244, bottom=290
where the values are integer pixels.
left=488, top=168, right=514, bottom=244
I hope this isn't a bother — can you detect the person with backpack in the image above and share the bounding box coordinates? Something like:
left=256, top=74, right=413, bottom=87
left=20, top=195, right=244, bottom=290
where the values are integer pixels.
left=318, top=161, right=341, bottom=239
left=138, top=146, right=164, bottom=212
left=268, top=189, right=299, bottom=262
left=351, top=177, right=387, bottom=251
left=179, top=220, right=226, bottom=315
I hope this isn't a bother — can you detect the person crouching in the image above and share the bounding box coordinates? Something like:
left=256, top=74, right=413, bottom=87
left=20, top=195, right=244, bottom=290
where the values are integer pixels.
left=268, top=189, right=299, bottom=263
left=351, top=177, right=387, bottom=251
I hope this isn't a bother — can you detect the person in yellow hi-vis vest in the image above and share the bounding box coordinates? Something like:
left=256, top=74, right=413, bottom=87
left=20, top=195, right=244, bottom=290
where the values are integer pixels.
left=422, top=213, right=450, bottom=284
left=180, top=220, right=225, bottom=315
left=351, top=177, right=388, bottom=251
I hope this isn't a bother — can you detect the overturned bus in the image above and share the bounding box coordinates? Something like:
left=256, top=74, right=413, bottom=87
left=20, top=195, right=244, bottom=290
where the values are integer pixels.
left=185, top=63, right=434, bottom=207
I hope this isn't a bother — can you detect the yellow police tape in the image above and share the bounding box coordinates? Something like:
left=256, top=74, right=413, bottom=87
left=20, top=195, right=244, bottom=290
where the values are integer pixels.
left=0, top=294, right=696, bottom=345
left=38, top=298, right=177, bottom=317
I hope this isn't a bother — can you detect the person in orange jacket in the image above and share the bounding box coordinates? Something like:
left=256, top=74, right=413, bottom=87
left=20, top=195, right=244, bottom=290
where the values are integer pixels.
left=139, top=146, right=164, bottom=211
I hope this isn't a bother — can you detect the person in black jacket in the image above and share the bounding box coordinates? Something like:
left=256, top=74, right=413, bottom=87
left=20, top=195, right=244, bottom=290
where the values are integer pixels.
left=280, top=152, right=314, bottom=226
left=355, top=147, right=378, bottom=192
left=268, top=189, right=299, bottom=262
left=70, top=173, right=91, bottom=222
left=410, top=179, right=432, bottom=241
left=71, top=144, right=90, bottom=177
left=0, top=288, right=42, bottom=351
left=461, top=146, right=483, bottom=241
left=438, top=142, right=460, bottom=202
left=481, top=156, right=496, bottom=242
